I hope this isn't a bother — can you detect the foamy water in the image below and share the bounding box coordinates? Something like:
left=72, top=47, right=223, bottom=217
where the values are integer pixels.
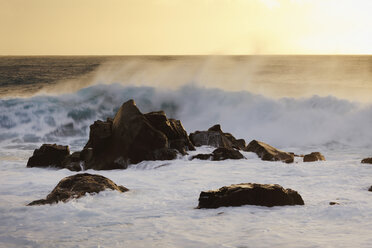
left=1, top=56, right=372, bottom=247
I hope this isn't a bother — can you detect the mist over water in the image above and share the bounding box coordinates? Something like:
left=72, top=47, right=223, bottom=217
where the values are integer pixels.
left=1, top=56, right=372, bottom=150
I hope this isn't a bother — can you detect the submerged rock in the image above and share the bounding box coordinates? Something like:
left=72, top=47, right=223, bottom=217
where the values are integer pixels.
left=191, top=147, right=245, bottom=161
left=27, top=144, right=70, bottom=169
left=189, top=124, right=246, bottom=150
left=197, top=183, right=304, bottom=209
left=303, top=152, right=326, bottom=162
left=361, top=158, right=372, bottom=164
left=244, top=140, right=294, bottom=163
left=27, top=173, right=128, bottom=206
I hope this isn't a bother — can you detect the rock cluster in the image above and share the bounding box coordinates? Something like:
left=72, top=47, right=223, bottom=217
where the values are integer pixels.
left=197, top=183, right=304, bottom=208
left=28, top=173, right=128, bottom=206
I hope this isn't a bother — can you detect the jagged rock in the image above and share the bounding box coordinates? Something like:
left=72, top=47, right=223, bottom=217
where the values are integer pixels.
left=27, top=173, right=128, bottom=206
left=83, top=99, right=191, bottom=170
left=192, top=147, right=244, bottom=161
left=27, top=144, right=70, bottom=168
left=84, top=119, right=113, bottom=151
left=303, top=152, right=326, bottom=162
left=198, top=183, right=304, bottom=208
left=144, top=111, right=195, bottom=154
left=244, top=140, right=294, bottom=163
left=361, top=158, right=372, bottom=164
left=189, top=124, right=246, bottom=150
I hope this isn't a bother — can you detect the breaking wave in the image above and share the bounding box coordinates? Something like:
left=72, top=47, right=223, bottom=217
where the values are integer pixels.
left=1, top=83, right=372, bottom=150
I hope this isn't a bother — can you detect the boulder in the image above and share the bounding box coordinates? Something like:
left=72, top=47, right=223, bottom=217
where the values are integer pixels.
left=197, top=183, right=304, bottom=209
left=83, top=99, right=191, bottom=170
left=303, top=152, right=326, bottom=162
left=27, top=173, right=128, bottom=206
left=244, top=140, right=294, bottom=163
left=361, top=158, right=372, bottom=164
left=27, top=144, right=70, bottom=168
left=189, top=124, right=246, bottom=150
left=192, top=147, right=244, bottom=161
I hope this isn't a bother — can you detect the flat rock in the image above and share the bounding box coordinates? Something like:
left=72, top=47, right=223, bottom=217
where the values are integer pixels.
left=27, top=173, right=128, bottom=206
left=361, top=157, right=372, bottom=164
left=189, top=124, right=246, bottom=150
left=244, top=140, right=294, bottom=163
left=191, top=147, right=244, bottom=161
left=303, top=152, right=326, bottom=162
left=198, top=183, right=304, bottom=208
left=27, top=144, right=70, bottom=168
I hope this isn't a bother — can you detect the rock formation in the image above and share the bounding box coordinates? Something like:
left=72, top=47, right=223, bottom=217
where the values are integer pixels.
left=197, top=183, right=304, bottom=208
left=27, top=173, right=128, bottom=206
left=189, top=124, right=246, bottom=150
left=303, top=152, right=326, bottom=162
left=27, top=144, right=70, bottom=169
left=244, top=140, right=294, bottom=163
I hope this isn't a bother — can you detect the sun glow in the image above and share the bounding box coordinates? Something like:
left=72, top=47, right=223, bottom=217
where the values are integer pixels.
left=0, top=0, right=371, bottom=55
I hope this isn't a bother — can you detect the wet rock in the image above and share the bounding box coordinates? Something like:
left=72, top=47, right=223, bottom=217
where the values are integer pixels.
left=191, top=147, right=244, bottom=161
left=61, top=152, right=82, bottom=171
left=145, top=111, right=195, bottom=154
left=189, top=124, right=246, bottom=150
left=27, top=144, right=70, bottom=168
left=303, top=152, right=326, bottom=162
left=244, top=140, right=294, bottom=163
left=361, top=157, right=372, bottom=164
left=368, top=186, right=372, bottom=192
left=27, top=173, right=128, bottom=206
left=84, top=99, right=191, bottom=170
left=329, top=202, right=340, bottom=205
left=198, top=183, right=304, bottom=208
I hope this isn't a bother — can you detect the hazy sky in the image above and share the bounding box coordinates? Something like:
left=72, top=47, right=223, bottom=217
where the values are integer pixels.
left=1, top=0, right=371, bottom=55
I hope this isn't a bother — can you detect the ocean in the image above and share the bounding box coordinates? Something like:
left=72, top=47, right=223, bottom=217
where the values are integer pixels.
left=1, top=56, right=372, bottom=247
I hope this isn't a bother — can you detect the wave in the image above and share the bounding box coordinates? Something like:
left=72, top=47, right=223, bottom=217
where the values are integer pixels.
left=1, top=84, right=372, bottom=150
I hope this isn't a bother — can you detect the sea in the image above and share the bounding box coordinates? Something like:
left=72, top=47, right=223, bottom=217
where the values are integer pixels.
left=0, top=55, right=372, bottom=247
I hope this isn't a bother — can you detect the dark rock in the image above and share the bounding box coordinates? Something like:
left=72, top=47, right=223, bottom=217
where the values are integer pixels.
left=61, top=152, right=82, bottom=171
left=198, top=183, right=304, bottom=208
left=368, top=186, right=372, bottom=192
left=191, top=153, right=212, bottom=160
left=211, top=147, right=244, bottom=160
left=84, top=120, right=113, bottom=151
left=144, top=111, right=195, bottom=154
left=189, top=124, right=246, bottom=150
left=27, top=144, right=70, bottom=168
left=303, top=152, right=326, bottom=162
left=329, top=202, right=340, bottom=205
left=84, top=99, right=187, bottom=170
left=361, top=157, right=372, bottom=164
left=27, top=173, right=128, bottom=206
left=191, top=147, right=244, bottom=161
left=244, top=140, right=294, bottom=163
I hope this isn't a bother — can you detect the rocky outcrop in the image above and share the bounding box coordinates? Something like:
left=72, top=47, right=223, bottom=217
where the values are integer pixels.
left=191, top=147, right=244, bottom=161
left=83, top=99, right=192, bottom=170
left=197, top=183, right=304, bottom=209
left=144, top=111, right=195, bottom=154
left=61, top=152, right=82, bottom=171
left=244, top=140, right=294, bottom=163
left=27, top=144, right=70, bottom=169
left=361, top=158, right=372, bottom=164
left=189, top=124, right=246, bottom=150
left=303, top=152, right=326, bottom=162
left=27, top=173, right=128, bottom=206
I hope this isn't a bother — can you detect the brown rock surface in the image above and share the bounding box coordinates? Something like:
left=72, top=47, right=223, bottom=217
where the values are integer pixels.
left=303, top=152, right=326, bottom=162
left=244, top=140, right=294, bottom=163
left=198, top=183, right=304, bottom=208
left=27, top=173, right=128, bottom=206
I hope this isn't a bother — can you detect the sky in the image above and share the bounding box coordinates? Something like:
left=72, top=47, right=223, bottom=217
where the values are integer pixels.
left=1, top=0, right=371, bottom=55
